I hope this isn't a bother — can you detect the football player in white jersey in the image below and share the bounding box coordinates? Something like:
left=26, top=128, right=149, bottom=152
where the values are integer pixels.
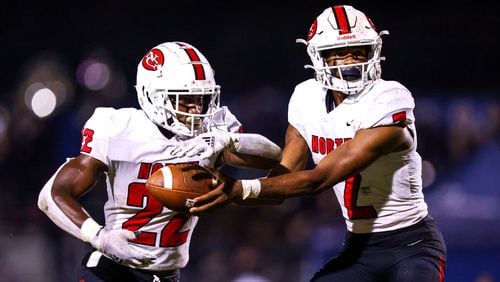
left=37, top=41, right=282, bottom=282
left=187, top=5, right=447, bottom=282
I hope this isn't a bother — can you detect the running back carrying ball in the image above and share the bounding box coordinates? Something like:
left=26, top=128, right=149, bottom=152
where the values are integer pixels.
left=146, top=163, right=221, bottom=213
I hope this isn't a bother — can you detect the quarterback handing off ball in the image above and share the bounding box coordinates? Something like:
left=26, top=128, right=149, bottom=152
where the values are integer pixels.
left=146, top=163, right=221, bottom=213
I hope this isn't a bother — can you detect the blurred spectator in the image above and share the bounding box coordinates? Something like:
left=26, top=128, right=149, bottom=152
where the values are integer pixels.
left=448, top=99, right=484, bottom=163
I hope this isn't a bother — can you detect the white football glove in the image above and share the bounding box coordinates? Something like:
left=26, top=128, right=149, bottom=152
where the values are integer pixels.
left=170, top=129, right=235, bottom=160
left=81, top=218, right=155, bottom=267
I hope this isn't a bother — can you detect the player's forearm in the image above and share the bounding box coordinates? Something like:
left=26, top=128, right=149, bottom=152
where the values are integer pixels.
left=223, top=151, right=280, bottom=169
left=52, top=191, right=91, bottom=227
left=230, top=133, right=282, bottom=161
left=239, top=169, right=328, bottom=200
left=240, top=146, right=360, bottom=200
left=38, top=171, right=87, bottom=239
left=38, top=160, right=95, bottom=240
left=268, top=146, right=308, bottom=176
left=268, top=124, right=308, bottom=176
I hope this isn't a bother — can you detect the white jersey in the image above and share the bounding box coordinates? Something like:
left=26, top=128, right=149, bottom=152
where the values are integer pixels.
left=80, top=106, right=241, bottom=271
left=288, top=79, right=428, bottom=233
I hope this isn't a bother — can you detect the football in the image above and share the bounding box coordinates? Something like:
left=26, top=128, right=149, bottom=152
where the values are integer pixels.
left=146, top=163, right=220, bottom=213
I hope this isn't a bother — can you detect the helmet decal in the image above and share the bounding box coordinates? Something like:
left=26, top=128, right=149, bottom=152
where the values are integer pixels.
left=175, top=42, right=206, bottom=80
left=141, top=48, right=165, bottom=71
left=332, top=6, right=351, bottom=35
left=307, top=19, right=318, bottom=41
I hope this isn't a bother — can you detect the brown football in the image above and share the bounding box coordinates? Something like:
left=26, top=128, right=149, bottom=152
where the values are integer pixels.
left=146, top=163, right=219, bottom=213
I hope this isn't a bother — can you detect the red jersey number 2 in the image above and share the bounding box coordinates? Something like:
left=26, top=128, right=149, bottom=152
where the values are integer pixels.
left=81, top=128, right=94, bottom=153
left=344, top=174, right=377, bottom=220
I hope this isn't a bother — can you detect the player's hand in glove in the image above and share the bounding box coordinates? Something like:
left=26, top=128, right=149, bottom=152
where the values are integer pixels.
left=188, top=174, right=240, bottom=214
left=170, top=129, right=237, bottom=159
left=81, top=218, right=155, bottom=267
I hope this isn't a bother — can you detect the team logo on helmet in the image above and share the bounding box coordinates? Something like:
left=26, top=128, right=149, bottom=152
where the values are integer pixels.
left=141, top=48, right=164, bottom=71
left=307, top=19, right=318, bottom=41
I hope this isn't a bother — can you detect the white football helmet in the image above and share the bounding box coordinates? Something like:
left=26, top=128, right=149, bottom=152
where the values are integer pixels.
left=298, top=5, right=389, bottom=95
left=136, top=41, right=220, bottom=137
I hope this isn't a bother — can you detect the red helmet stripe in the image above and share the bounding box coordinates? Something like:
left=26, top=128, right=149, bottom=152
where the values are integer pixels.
left=175, top=42, right=206, bottom=80
left=333, top=6, right=351, bottom=35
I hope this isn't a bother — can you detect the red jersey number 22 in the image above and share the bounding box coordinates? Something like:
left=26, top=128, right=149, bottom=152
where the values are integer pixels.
left=123, top=182, right=190, bottom=247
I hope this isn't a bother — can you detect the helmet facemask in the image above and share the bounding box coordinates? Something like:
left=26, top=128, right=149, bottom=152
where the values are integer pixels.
left=163, top=88, right=220, bottom=137
left=137, top=84, right=220, bottom=138
left=308, top=40, right=383, bottom=95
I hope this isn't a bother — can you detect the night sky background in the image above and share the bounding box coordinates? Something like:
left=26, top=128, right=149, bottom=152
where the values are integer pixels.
left=2, top=0, right=499, bottom=100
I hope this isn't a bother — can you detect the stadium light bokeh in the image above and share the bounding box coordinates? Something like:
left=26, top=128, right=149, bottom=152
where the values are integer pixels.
left=77, top=59, right=111, bottom=91
left=30, top=87, right=57, bottom=118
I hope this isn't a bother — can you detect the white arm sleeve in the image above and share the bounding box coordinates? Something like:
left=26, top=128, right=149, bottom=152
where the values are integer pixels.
left=37, top=159, right=91, bottom=240
left=230, top=133, right=282, bottom=161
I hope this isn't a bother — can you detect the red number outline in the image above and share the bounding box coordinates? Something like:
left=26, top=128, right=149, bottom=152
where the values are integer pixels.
left=344, top=174, right=377, bottom=220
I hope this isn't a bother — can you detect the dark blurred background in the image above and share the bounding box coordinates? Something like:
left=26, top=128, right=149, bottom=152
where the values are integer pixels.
left=1, top=1, right=499, bottom=281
